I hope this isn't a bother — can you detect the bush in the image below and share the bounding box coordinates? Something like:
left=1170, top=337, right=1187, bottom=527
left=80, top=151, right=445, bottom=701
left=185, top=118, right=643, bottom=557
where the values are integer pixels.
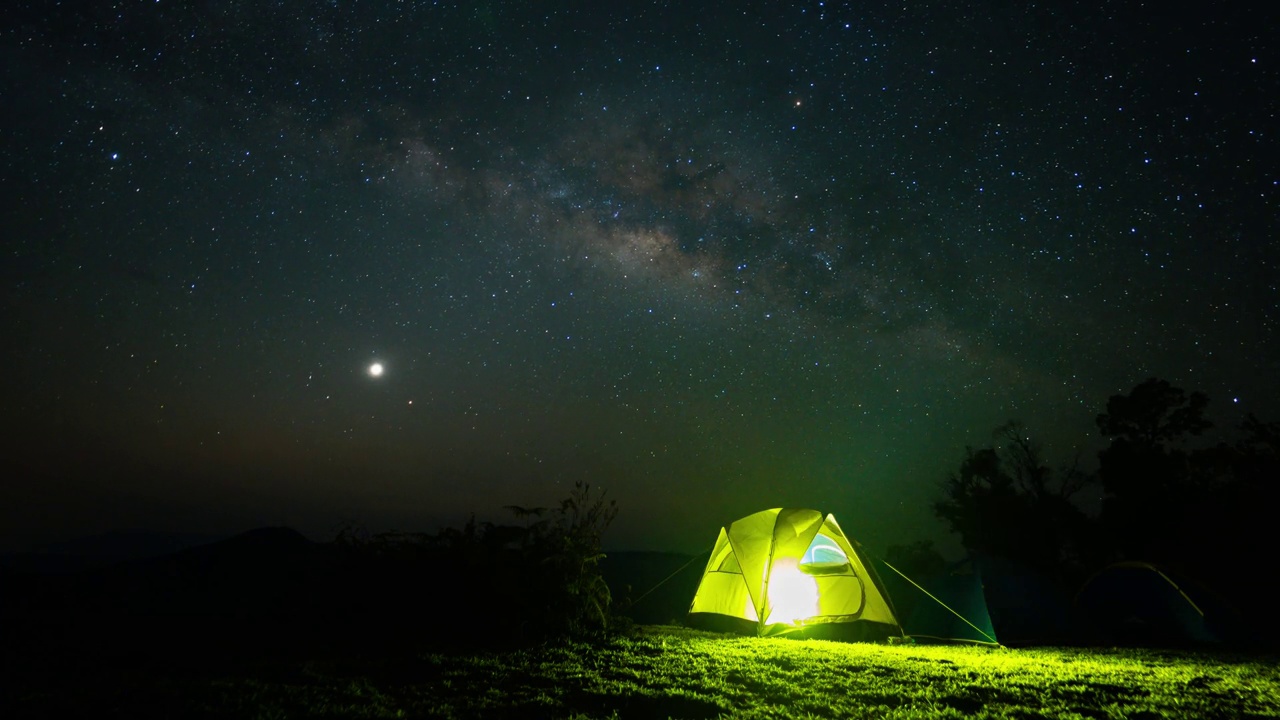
left=516, top=482, right=619, bottom=642
left=330, top=482, right=619, bottom=649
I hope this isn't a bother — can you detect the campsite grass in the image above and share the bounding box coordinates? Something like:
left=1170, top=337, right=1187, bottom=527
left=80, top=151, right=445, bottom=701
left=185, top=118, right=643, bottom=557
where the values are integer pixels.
left=6, top=626, right=1280, bottom=719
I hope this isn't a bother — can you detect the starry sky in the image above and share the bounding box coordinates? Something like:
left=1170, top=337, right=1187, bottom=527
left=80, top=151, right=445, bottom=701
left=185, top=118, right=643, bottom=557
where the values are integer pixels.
left=2, top=1, right=1276, bottom=553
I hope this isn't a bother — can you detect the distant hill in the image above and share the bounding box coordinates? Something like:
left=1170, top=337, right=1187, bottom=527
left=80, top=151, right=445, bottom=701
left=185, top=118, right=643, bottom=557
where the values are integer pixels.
left=2, top=533, right=708, bottom=660
left=2, top=526, right=338, bottom=659
left=0, top=529, right=227, bottom=574
left=1, top=527, right=323, bottom=611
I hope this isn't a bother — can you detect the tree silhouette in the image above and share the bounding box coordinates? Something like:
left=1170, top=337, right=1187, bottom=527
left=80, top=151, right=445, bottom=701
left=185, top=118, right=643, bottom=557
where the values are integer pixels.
left=1093, top=381, right=1280, bottom=636
left=934, top=422, right=1091, bottom=576
left=1094, top=378, right=1215, bottom=563
left=934, top=379, right=1279, bottom=642
left=1096, top=378, right=1213, bottom=447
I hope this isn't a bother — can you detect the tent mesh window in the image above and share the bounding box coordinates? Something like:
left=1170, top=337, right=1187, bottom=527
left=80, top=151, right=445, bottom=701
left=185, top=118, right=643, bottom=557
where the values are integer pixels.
left=799, top=534, right=854, bottom=576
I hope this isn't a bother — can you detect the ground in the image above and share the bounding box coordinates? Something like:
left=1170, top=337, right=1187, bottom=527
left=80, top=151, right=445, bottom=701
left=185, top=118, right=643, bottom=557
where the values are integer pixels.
left=5, top=626, right=1279, bottom=719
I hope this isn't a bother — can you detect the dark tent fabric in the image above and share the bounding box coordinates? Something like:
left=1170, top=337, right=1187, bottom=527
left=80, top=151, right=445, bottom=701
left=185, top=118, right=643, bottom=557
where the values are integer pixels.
left=878, top=555, right=1074, bottom=646
left=907, top=571, right=999, bottom=645
left=1075, top=562, right=1234, bottom=647
left=975, top=555, right=1073, bottom=646
left=877, top=561, right=999, bottom=645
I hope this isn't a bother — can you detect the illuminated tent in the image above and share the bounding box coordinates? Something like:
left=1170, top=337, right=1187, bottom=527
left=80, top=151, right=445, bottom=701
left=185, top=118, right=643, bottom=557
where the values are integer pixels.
left=687, top=508, right=903, bottom=639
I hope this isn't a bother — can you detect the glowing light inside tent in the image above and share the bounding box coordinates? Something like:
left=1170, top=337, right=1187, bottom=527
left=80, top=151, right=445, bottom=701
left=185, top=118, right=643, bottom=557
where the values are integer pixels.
left=765, top=558, right=819, bottom=626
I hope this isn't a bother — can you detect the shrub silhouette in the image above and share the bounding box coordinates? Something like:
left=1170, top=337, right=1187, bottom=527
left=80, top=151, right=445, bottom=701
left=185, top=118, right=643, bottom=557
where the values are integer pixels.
left=330, top=481, right=618, bottom=649
left=517, top=481, right=619, bottom=641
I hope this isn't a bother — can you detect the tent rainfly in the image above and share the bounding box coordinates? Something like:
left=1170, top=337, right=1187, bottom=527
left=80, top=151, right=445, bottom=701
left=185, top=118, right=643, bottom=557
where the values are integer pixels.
left=687, top=508, right=903, bottom=639
left=1076, top=561, right=1228, bottom=646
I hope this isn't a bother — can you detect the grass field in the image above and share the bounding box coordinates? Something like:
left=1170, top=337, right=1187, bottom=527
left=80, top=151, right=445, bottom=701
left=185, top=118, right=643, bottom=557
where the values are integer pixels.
left=7, top=625, right=1280, bottom=719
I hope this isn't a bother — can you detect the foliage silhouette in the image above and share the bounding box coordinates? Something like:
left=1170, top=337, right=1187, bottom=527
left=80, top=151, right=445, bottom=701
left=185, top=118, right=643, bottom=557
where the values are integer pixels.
left=934, top=378, right=1280, bottom=645
left=1096, top=378, right=1213, bottom=447
left=331, top=481, right=619, bottom=649
left=1093, top=378, right=1222, bottom=563
left=934, top=421, right=1092, bottom=577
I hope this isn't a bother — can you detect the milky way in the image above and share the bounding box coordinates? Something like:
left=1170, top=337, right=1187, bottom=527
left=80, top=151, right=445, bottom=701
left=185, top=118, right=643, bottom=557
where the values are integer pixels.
left=2, top=1, right=1276, bottom=551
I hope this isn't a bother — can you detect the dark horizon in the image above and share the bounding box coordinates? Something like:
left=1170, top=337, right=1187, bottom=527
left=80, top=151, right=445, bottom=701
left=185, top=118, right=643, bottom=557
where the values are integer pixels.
left=3, top=2, right=1276, bottom=556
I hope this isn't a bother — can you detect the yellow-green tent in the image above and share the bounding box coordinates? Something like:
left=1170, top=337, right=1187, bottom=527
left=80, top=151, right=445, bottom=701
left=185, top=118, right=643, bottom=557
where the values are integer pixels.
left=688, top=508, right=903, bottom=639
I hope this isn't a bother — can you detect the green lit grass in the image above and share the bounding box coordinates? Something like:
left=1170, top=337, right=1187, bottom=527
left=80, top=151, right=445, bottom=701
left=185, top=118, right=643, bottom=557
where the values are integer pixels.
left=7, top=626, right=1280, bottom=719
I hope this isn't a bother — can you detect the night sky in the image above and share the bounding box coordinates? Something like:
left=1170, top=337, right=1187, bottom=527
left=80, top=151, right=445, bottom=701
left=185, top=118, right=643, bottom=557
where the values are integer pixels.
left=3, top=1, right=1276, bottom=553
